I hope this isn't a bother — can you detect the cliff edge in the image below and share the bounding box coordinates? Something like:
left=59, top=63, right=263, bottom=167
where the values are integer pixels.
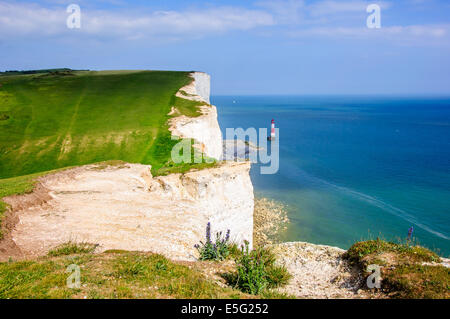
left=169, top=72, right=223, bottom=160
left=0, top=72, right=254, bottom=262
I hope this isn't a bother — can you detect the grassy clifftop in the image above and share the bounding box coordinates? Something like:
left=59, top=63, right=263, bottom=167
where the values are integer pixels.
left=0, top=70, right=204, bottom=179
left=346, top=239, right=449, bottom=299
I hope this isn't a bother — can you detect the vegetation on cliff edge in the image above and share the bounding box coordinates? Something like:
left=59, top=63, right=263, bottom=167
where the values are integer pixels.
left=0, top=246, right=292, bottom=299
left=345, top=239, right=449, bottom=299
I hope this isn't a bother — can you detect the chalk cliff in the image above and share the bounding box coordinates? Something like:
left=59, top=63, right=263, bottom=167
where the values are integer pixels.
left=169, top=72, right=223, bottom=160
left=149, top=161, right=254, bottom=251
left=5, top=161, right=253, bottom=261
left=165, top=71, right=254, bottom=249
left=2, top=72, right=254, bottom=261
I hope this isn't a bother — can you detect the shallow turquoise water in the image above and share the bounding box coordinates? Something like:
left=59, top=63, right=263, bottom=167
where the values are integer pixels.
left=212, top=96, right=450, bottom=257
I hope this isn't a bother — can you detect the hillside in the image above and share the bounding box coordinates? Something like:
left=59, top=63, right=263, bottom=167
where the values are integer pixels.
left=0, top=70, right=205, bottom=179
left=1, top=70, right=447, bottom=300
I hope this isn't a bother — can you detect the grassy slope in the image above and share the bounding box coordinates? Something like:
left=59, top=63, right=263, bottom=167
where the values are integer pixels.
left=0, top=70, right=205, bottom=179
left=0, top=70, right=216, bottom=234
left=346, top=240, right=449, bottom=299
left=0, top=248, right=290, bottom=299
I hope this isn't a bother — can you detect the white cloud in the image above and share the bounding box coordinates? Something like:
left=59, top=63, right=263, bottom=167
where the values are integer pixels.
left=0, top=0, right=447, bottom=46
left=256, top=0, right=306, bottom=24
left=256, top=0, right=391, bottom=24
left=0, top=2, right=64, bottom=36
left=288, top=24, right=450, bottom=44
left=0, top=1, right=274, bottom=40
left=84, top=8, right=274, bottom=35
left=254, top=0, right=449, bottom=45
left=308, top=0, right=390, bottom=17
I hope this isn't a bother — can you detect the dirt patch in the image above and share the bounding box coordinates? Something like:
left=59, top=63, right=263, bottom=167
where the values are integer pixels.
left=0, top=209, right=23, bottom=260
left=0, top=183, right=54, bottom=261
left=271, top=242, right=384, bottom=299
left=3, top=182, right=53, bottom=212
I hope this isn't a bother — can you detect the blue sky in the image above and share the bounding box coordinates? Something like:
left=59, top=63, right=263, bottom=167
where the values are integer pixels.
left=1, top=0, right=450, bottom=95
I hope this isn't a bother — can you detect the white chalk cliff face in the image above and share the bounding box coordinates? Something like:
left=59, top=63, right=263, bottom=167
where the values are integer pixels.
left=192, top=72, right=211, bottom=104
left=150, top=161, right=254, bottom=251
left=7, top=161, right=253, bottom=261
left=166, top=71, right=254, bottom=249
left=169, top=72, right=223, bottom=160
left=4, top=72, right=254, bottom=261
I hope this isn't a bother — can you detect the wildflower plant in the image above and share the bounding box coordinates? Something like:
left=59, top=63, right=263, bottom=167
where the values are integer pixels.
left=232, top=241, right=291, bottom=295
left=195, top=222, right=232, bottom=261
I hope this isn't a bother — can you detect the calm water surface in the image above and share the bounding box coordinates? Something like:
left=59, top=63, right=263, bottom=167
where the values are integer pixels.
left=213, top=95, right=450, bottom=256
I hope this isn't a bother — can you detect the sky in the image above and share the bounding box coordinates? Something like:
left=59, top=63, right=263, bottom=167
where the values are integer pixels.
left=1, top=0, right=450, bottom=95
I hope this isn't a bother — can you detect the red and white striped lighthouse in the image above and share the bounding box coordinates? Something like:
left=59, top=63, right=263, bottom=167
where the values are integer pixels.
left=268, top=119, right=276, bottom=141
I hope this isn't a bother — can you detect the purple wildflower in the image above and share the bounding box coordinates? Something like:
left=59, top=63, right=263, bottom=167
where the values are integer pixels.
left=407, top=226, right=414, bottom=240
left=206, top=222, right=211, bottom=243
left=225, top=229, right=230, bottom=242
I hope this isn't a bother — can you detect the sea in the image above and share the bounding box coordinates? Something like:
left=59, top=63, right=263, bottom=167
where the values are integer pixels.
left=212, top=95, right=450, bottom=257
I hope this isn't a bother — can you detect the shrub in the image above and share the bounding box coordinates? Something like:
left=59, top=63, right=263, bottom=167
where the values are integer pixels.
left=227, top=243, right=243, bottom=259
left=195, top=222, right=233, bottom=261
left=265, top=264, right=292, bottom=288
left=230, top=242, right=291, bottom=295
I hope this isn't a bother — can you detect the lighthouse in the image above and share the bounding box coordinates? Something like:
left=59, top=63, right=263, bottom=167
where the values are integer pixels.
left=268, top=119, right=276, bottom=141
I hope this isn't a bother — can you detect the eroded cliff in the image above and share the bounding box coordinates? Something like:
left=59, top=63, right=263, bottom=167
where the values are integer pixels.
left=169, top=72, right=223, bottom=160
left=1, top=72, right=254, bottom=261
left=3, top=161, right=253, bottom=261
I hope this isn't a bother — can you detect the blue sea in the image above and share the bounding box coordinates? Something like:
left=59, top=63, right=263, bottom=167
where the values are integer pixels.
left=212, top=96, right=450, bottom=257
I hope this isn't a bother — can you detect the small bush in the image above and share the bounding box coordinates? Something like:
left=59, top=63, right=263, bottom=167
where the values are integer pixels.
left=266, top=265, right=292, bottom=288
left=228, top=243, right=243, bottom=259
left=48, top=242, right=97, bottom=257
left=195, top=222, right=233, bottom=261
left=228, top=242, right=291, bottom=295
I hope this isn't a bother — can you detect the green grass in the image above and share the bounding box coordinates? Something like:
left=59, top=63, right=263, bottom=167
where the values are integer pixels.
left=382, top=264, right=449, bottom=299
left=0, top=249, right=290, bottom=299
left=0, top=70, right=206, bottom=179
left=0, top=259, right=75, bottom=299
left=48, top=242, right=98, bottom=257
left=345, top=239, right=448, bottom=299
left=152, top=160, right=217, bottom=176
left=172, top=96, right=204, bottom=117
